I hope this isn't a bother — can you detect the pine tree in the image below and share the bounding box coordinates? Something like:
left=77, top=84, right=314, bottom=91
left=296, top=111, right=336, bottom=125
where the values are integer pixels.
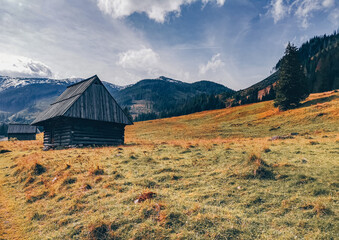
left=274, top=43, right=309, bottom=110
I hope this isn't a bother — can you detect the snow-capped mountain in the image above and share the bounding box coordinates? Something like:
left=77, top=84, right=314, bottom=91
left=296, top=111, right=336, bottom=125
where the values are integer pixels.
left=0, top=75, right=231, bottom=123
left=0, top=76, right=123, bottom=92
left=0, top=75, right=124, bottom=123
left=0, top=53, right=53, bottom=78
left=0, top=76, right=81, bottom=92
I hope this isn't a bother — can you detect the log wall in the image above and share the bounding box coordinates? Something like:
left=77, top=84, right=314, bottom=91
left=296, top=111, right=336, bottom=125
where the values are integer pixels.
left=43, top=118, right=125, bottom=147
left=43, top=122, right=72, bottom=146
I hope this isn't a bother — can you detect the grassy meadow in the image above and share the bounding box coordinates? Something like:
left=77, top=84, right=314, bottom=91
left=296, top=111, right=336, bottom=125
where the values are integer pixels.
left=0, top=90, right=338, bottom=239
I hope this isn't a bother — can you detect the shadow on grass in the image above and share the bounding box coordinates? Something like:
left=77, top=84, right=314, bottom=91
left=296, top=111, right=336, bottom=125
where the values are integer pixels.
left=300, top=94, right=338, bottom=108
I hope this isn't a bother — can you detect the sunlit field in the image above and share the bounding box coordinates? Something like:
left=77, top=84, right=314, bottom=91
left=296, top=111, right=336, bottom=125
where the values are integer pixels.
left=0, top=91, right=338, bottom=239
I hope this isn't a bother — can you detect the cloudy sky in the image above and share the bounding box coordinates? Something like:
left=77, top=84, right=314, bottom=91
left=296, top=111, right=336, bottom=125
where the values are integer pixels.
left=0, top=0, right=338, bottom=89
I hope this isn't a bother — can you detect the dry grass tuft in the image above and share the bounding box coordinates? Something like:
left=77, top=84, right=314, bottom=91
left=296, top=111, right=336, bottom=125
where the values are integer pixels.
left=62, top=177, right=77, bottom=185
left=82, top=183, right=92, bottom=191
left=90, top=166, right=105, bottom=175
left=32, top=163, right=46, bottom=176
left=88, top=222, right=113, bottom=240
left=313, top=202, right=333, bottom=216
left=134, top=191, right=157, bottom=203
left=295, top=174, right=315, bottom=185
left=26, top=191, right=49, bottom=203
left=300, top=202, right=333, bottom=217
left=246, top=153, right=275, bottom=179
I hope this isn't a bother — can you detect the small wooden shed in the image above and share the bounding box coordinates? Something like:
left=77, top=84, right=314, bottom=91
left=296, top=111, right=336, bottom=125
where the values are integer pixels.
left=31, top=75, right=133, bottom=147
left=8, top=124, right=37, bottom=140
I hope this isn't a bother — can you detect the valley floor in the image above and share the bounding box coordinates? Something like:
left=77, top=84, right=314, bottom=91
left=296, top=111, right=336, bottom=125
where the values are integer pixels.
left=0, top=91, right=338, bottom=239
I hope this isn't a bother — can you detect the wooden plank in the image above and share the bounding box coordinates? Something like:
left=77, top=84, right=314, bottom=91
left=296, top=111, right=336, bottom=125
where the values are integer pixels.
left=73, top=134, right=124, bottom=139
left=72, top=140, right=123, bottom=145
left=73, top=137, right=123, bottom=142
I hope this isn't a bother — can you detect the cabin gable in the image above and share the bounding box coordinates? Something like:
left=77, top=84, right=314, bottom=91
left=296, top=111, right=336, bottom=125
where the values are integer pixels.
left=63, top=80, right=131, bottom=124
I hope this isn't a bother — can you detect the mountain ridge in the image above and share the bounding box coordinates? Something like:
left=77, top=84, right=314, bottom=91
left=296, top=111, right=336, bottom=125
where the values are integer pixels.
left=0, top=75, right=232, bottom=123
left=115, top=76, right=233, bottom=118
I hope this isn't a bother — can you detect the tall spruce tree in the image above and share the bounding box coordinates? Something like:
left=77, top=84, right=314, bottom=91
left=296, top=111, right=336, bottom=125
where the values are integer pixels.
left=274, top=43, right=309, bottom=110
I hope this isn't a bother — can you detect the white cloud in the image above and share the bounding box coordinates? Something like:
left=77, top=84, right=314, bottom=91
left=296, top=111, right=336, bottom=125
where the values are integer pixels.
left=322, top=0, right=335, bottom=8
left=268, top=0, right=336, bottom=28
left=0, top=53, right=53, bottom=78
left=199, top=53, right=225, bottom=75
left=117, top=48, right=159, bottom=70
left=329, top=8, right=339, bottom=25
left=295, top=0, right=326, bottom=28
left=116, top=48, right=167, bottom=77
left=270, top=0, right=287, bottom=23
left=96, top=0, right=225, bottom=23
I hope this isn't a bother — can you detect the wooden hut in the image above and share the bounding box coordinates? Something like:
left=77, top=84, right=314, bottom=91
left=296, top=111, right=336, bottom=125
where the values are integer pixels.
left=31, top=75, right=133, bottom=147
left=7, top=124, right=37, bottom=140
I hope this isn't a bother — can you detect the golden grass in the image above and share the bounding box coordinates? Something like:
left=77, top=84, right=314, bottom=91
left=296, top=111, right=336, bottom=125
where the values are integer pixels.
left=126, top=90, right=338, bottom=142
left=0, top=90, right=338, bottom=239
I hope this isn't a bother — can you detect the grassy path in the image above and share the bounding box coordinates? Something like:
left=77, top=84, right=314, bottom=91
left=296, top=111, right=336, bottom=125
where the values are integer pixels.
left=0, top=154, right=25, bottom=240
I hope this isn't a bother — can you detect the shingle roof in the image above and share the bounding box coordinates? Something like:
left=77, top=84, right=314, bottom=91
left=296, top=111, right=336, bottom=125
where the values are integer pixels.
left=32, top=75, right=132, bottom=125
left=53, top=76, right=96, bottom=104
left=31, top=76, right=97, bottom=125
left=8, top=124, right=37, bottom=134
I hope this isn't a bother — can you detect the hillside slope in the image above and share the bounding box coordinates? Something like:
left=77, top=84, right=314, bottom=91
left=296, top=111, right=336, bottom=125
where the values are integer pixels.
left=227, top=32, right=339, bottom=107
left=0, top=91, right=338, bottom=239
left=129, top=90, right=338, bottom=141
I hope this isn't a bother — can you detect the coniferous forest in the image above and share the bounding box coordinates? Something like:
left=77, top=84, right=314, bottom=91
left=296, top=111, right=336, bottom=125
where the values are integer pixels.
left=134, top=93, right=228, bottom=121
left=134, top=31, right=339, bottom=121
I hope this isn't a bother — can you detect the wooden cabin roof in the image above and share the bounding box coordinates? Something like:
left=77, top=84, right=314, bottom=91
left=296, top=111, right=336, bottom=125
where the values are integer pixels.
left=32, top=75, right=133, bottom=126
left=8, top=124, right=37, bottom=134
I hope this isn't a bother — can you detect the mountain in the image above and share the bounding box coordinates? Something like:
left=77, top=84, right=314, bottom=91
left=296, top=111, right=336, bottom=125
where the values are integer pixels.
left=114, top=76, right=233, bottom=118
left=0, top=53, right=53, bottom=78
left=0, top=76, right=122, bottom=123
left=226, top=31, right=339, bottom=107
left=0, top=75, right=232, bottom=124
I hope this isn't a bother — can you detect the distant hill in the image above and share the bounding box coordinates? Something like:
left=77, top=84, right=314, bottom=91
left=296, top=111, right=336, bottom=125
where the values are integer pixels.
left=226, top=31, right=339, bottom=107
left=115, top=76, right=233, bottom=118
left=0, top=75, right=233, bottom=124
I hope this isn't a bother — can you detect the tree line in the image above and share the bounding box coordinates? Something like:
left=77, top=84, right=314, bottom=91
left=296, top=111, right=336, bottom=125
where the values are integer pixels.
left=134, top=93, right=226, bottom=122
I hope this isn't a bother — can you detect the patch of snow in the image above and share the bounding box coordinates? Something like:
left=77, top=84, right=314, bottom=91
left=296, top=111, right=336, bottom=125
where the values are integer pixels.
left=104, top=81, right=127, bottom=91
left=156, top=76, right=183, bottom=84
left=119, top=84, right=133, bottom=90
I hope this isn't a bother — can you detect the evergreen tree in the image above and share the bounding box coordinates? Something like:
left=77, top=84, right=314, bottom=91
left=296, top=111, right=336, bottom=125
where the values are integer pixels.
left=274, top=43, right=309, bottom=110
